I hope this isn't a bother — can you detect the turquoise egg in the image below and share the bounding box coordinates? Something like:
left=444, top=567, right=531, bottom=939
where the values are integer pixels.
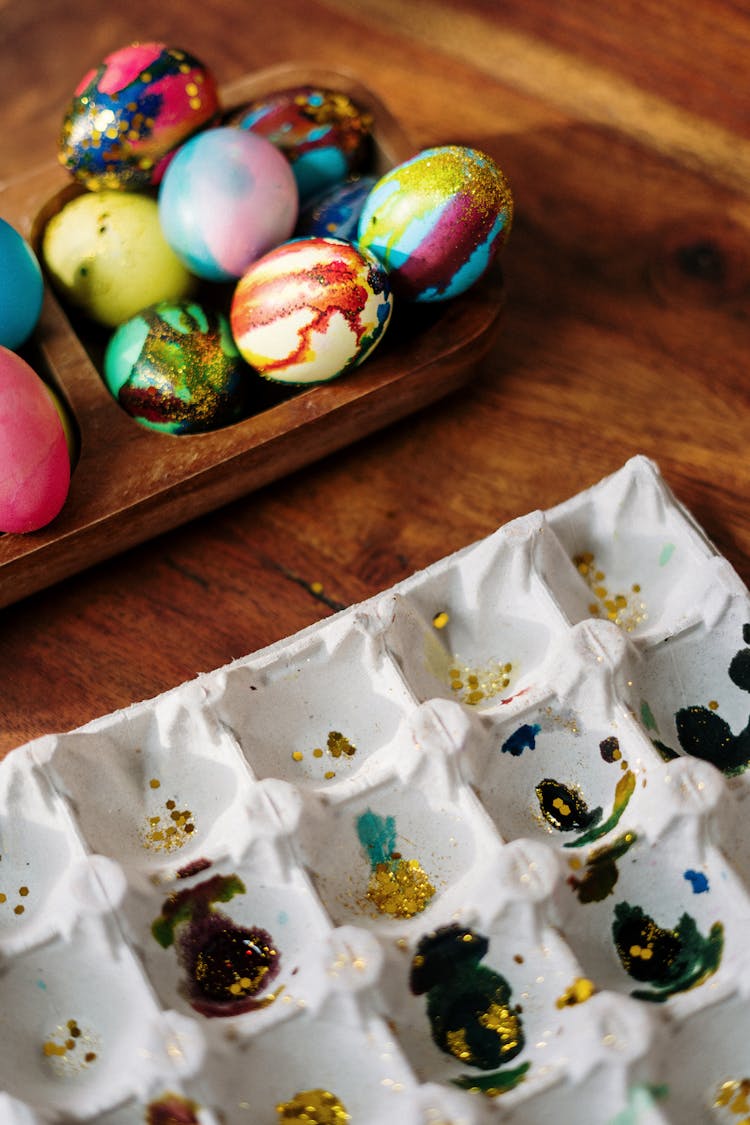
left=0, top=219, right=44, bottom=349
left=103, top=299, right=253, bottom=433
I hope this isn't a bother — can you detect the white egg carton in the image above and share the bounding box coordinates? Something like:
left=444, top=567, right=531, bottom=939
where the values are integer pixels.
left=3, top=454, right=750, bottom=1124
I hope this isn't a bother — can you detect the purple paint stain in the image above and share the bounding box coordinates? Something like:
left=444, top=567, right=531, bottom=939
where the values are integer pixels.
left=684, top=869, right=709, bottom=894
left=501, top=723, right=542, bottom=757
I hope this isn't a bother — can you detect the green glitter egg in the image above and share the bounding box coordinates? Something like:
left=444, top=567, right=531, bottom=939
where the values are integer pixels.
left=103, top=299, right=253, bottom=434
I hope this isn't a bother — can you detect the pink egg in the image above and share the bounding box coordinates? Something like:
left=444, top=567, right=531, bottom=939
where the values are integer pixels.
left=0, top=347, right=71, bottom=532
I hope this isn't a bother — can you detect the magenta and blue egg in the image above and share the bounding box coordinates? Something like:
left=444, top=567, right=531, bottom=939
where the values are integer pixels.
left=357, top=145, right=513, bottom=302
left=296, top=175, right=376, bottom=242
left=235, top=86, right=373, bottom=204
left=59, top=43, right=220, bottom=191
left=0, top=219, right=44, bottom=350
left=158, top=127, right=298, bottom=282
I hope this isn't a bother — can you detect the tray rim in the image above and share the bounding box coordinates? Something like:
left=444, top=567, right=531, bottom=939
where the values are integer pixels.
left=0, top=62, right=505, bottom=610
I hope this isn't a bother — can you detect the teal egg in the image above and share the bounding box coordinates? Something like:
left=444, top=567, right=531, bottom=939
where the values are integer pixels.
left=0, top=219, right=44, bottom=350
left=103, top=299, right=252, bottom=433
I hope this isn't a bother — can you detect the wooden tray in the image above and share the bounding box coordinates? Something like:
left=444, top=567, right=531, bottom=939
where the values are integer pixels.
left=0, top=63, right=505, bottom=610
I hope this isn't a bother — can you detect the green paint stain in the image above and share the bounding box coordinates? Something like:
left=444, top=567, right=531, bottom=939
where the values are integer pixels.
left=410, top=925, right=527, bottom=1087
left=566, top=770, right=636, bottom=848
left=612, top=902, right=724, bottom=1002
left=640, top=701, right=658, bottom=731
left=658, top=543, right=676, bottom=566
left=607, top=1083, right=669, bottom=1125
left=568, top=832, right=637, bottom=903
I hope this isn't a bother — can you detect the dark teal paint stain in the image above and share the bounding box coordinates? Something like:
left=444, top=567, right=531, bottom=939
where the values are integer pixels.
left=674, top=623, right=750, bottom=776
left=501, top=723, right=541, bottom=757
left=410, top=924, right=529, bottom=1093
left=356, top=809, right=397, bottom=868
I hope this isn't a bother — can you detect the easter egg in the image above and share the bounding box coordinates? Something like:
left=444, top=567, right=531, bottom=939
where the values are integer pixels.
left=357, top=145, right=513, bottom=302
left=103, top=299, right=253, bottom=434
left=0, top=347, right=70, bottom=532
left=158, top=127, right=298, bottom=282
left=296, top=174, right=376, bottom=241
left=234, top=86, right=373, bottom=204
left=230, top=236, right=393, bottom=385
left=0, top=219, right=44, bottom=350
left=42, top=191, right=194, bottom=327
left=59, top=43, right=220, bottom=191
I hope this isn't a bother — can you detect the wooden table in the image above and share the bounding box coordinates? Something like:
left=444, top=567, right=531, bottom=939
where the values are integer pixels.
left=1, top=0, right=748, bottom=757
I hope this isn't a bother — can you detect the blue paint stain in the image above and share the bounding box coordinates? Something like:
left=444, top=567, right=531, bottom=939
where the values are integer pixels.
left=684, top=869, right=709, bottom=894
left=501, top=723, right=542, bottom=757
left=277, top=911, right=289, bottom=926
left=36, top=979, right=47, bottom=990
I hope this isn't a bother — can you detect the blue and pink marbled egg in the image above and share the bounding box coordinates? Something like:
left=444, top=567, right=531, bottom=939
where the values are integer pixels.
left=357, top=145, right=513, bottom=302
left=158, top=127, right=298, bottom=282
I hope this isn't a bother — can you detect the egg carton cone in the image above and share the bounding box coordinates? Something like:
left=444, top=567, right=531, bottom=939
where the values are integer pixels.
left=3, top=454, right=750, bottom=1123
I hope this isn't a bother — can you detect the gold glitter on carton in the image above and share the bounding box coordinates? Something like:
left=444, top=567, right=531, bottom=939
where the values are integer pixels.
left=715, top=1078, right=750, bottom=1121
left=449, top=660, right=513, bottom=705
left=574, top=551, right=647, bottom=631
left=366, top=858, right=436, bottom=918
left=140, top=789, right=196, bottom=853
left=293, top=730, right=357, bottom=778
left=277, top=1088, right=350, bottom=1123
left=42, top=1019, right=98, bottom=1075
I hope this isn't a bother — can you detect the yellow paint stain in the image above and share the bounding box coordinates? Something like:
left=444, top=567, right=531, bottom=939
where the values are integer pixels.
left=556, top=977, right=596, bottom=1008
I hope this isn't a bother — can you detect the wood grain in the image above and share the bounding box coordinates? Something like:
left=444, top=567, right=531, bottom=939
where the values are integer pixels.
left=0, top=0, right=748, bottom=756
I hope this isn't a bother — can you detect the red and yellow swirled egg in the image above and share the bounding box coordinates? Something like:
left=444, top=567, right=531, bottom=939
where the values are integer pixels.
left=230, top=237, right=393, bottom=385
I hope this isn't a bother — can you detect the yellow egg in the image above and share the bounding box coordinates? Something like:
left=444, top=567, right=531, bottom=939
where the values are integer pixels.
left=42, top=191, right=194, bottom=327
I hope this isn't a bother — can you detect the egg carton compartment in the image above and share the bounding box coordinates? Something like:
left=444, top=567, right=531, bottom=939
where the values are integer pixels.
left=116, top=825, right=335, bottom=1041
left=377, top=838, right=595, bottom=1106
left=545, top=456, right=719, bottom=642
left=470, top=619, right=671, bottom=850
left=0, top=63, right=504, bottom=610
left=33, top=680, right=256, bottom=880
left=3, top=456, right=750, bottom=1122
left=291, top=741, right=498, bottom=934
left=208, top=612, right=418, bottom=796
left=621, top=590, right=750, bottom=780
left=378, top=510, right=577, bottom=713
left=197, top=993, right=423, bottom=1125
left=655, top=992, right=750, bottom=1124
left=504, top=997, right=674, bottom=1125
left=551, top=757, right=750, bottom=1019
left=0, top=751, right=103, bottom=958
left=0, top=914, right=203, bottom=1121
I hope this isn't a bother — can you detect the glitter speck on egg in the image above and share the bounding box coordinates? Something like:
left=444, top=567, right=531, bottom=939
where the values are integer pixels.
left=357, top=144, right=513, bottom=302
